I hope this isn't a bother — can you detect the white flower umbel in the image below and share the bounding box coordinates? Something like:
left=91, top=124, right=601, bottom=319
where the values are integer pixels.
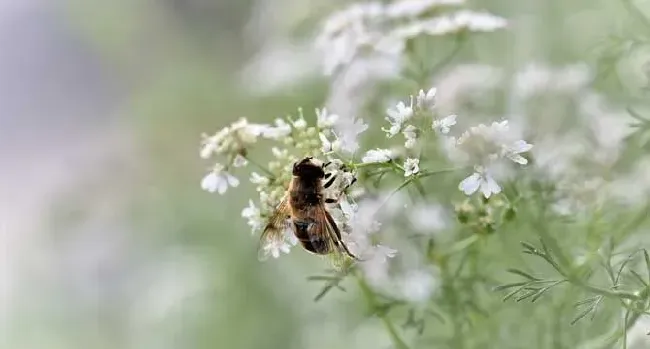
left=384, top=100, right=414, bottom=137
left=404, top=158, right=420, bottom=177
left=362, top=148, right=394, bottom=164
left=319, top=132, right=341, bottom=153
left=200, top=117, right=266, bottom=162
left=448, top=120, right=533, bottom=197
left=458, top=166, right=501, bottom=198
left=201, top=164, right=240, bottom=194
left=432, top=114, right=457, bottom=134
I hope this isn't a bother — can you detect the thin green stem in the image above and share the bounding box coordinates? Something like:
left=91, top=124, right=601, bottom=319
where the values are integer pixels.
left=427, top=34, right=466, bottom=77
left=355, top=272, right=410, bottom=349
left=244, top=156, right=275, bottom=177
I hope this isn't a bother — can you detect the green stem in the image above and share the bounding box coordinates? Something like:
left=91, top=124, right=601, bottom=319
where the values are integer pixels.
left=355, top=272, right=410, bottom=349
left=427, top=34, right=466, bottom=77
left=244, top=156, right=275, bottom=177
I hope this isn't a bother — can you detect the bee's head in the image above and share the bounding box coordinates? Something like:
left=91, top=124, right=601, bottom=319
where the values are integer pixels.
left=292, top=157, right=325, bottom=179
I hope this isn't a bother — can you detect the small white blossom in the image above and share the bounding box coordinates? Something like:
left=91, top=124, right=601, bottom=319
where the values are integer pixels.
left=384, top=100, right=414, bottom=137
left=316, top=108, right=340, bottom=128
left=403, top=158, right=420, bottom=177
left=261, top=118, right=292, bottom=140
left=403, top=124, right=418, bottom=148
left=232, top=154, right=248, bottom=167
left=201, top=164, right=240, bottom=194
left=502, top=140, right=533, bottom=165
left=432, top=114, right=457, bottom=134
left=319, top=132, right=341, bottom=153
left=241, top=200, right=263, bottom=233
left=458, top=166, right=501, bottom=198
left=416, top=87, right=437, bottom=109
left=250, top=172, right=270, bottom=186
left=362, top=148, right=394, bottom=163
left=334, top=115, right=369, bottom=153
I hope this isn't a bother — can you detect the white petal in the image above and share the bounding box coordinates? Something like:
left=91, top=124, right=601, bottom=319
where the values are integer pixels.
left=481, top=175, right=501, bottom=198
left=201, top=173, right=218, bottom=193
left=508, top=153, right=528, bottom=165
left=216, top=180, right=229, bottom=194
left=227, top=174, right=240, bottom=187
left=511, top=140, right=533, bottom=153
left=459, top=173, right=481, bottom=195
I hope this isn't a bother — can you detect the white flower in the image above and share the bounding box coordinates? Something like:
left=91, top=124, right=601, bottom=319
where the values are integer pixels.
left=334, top=115, right=369, bottom=153
left=232, top=154, right=248, bottom=167
left=362, top=148, right=394, bottom=163
left=384, top=100, right=414, bottom=137
left=369, top=244, right=398, bottom=263
left=416, top=87, right=437, bottom=109
left=432, top=114, right=457, bottom=134
left=292, top=116, right=307, bottom=130
left=260, top=228, right=298, bottom=260
left=409, top=204, right=447, bottom=232
left=201, top=164, right=240, bottom=194
left=250, top=172, right=270, bottom=186
left=200, top=133, right=219, bottom=159
left=403, top=124, right=418, bottom=148
left=261, top=238, right=292, bottom=259
left=316, top=108, right=339, bottom=128
left=458, top=166, right=501, bottom=198
left=319, top=132, right=341, bottom=153
left=397, top=269, right=437, bottom=303
left=403, top=158, right=420, bottom=177
left=502, top=140, right=533, bottom=165
left=261, top=118, right=292, bottom=140
left=241, top=200, right=263, bottom=233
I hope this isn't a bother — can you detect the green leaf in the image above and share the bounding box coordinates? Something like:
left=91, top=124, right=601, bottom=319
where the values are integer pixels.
left=507, top=268, right=541, bottom=281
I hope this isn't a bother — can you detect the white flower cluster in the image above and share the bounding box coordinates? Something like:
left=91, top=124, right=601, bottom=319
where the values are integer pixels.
left=366, top=85, right=533, bottom=198
left=315, top=0, right=507, bottom=75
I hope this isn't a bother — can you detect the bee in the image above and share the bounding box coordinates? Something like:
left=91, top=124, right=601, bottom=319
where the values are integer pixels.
left=258, top=157, right=359, bottom=261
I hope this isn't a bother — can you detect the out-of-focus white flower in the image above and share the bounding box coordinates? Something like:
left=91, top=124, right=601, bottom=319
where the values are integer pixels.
left=334, top=115, right=369, bottom=153
left=201, top=164, right=240, bottom=194
left=261, top=118, right=292, bottom=140
left=384, top=100, right=414, bottom=137
left=391, top=10, right=507, bottom=39
left=432, top=114, right=457, bottom=134
left=250, top=172, right=270, bottom=186
left=385, top=0, right=464, bottom=18
left=458, top=166, right=501, bottom=198
left=403, top=125, right=418, bottom=148
left=200, top=118, right=266, bottom=161
left=362, top=148, right=394, bottom=163
left=319, top=132, right=341, bottom=153
left=397, top=269, right=438, bottom=303
left=241, top=200, right=263, bottom=233
left=315, top=2, right=385, bottom=75
left=316, top=108, right=340, bottom=128
left=416, top=87, right=437, bottom=109
left=502, top=140, right=533, bottom=165
left=260, top=227, right=299, bottom=260
left=233, top=154, right=248, bottom=167
left=404, top=158, right=420, bottom=177
left=409, top=203, right=447, bottom=232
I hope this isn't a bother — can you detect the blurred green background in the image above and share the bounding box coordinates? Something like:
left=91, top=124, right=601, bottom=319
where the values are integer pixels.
left=3, top=0, right=650, bottom=348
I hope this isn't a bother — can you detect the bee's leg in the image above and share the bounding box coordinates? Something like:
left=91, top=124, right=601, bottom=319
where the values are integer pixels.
left=322, top=161, right=331, bottom=169
left=324, top=198, right=338, bottom=204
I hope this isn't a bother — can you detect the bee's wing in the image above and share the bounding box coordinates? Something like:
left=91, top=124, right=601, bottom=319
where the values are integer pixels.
left=258, top=196, right=293, bottom=261
left=311, top=204, right=359, bottom=262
